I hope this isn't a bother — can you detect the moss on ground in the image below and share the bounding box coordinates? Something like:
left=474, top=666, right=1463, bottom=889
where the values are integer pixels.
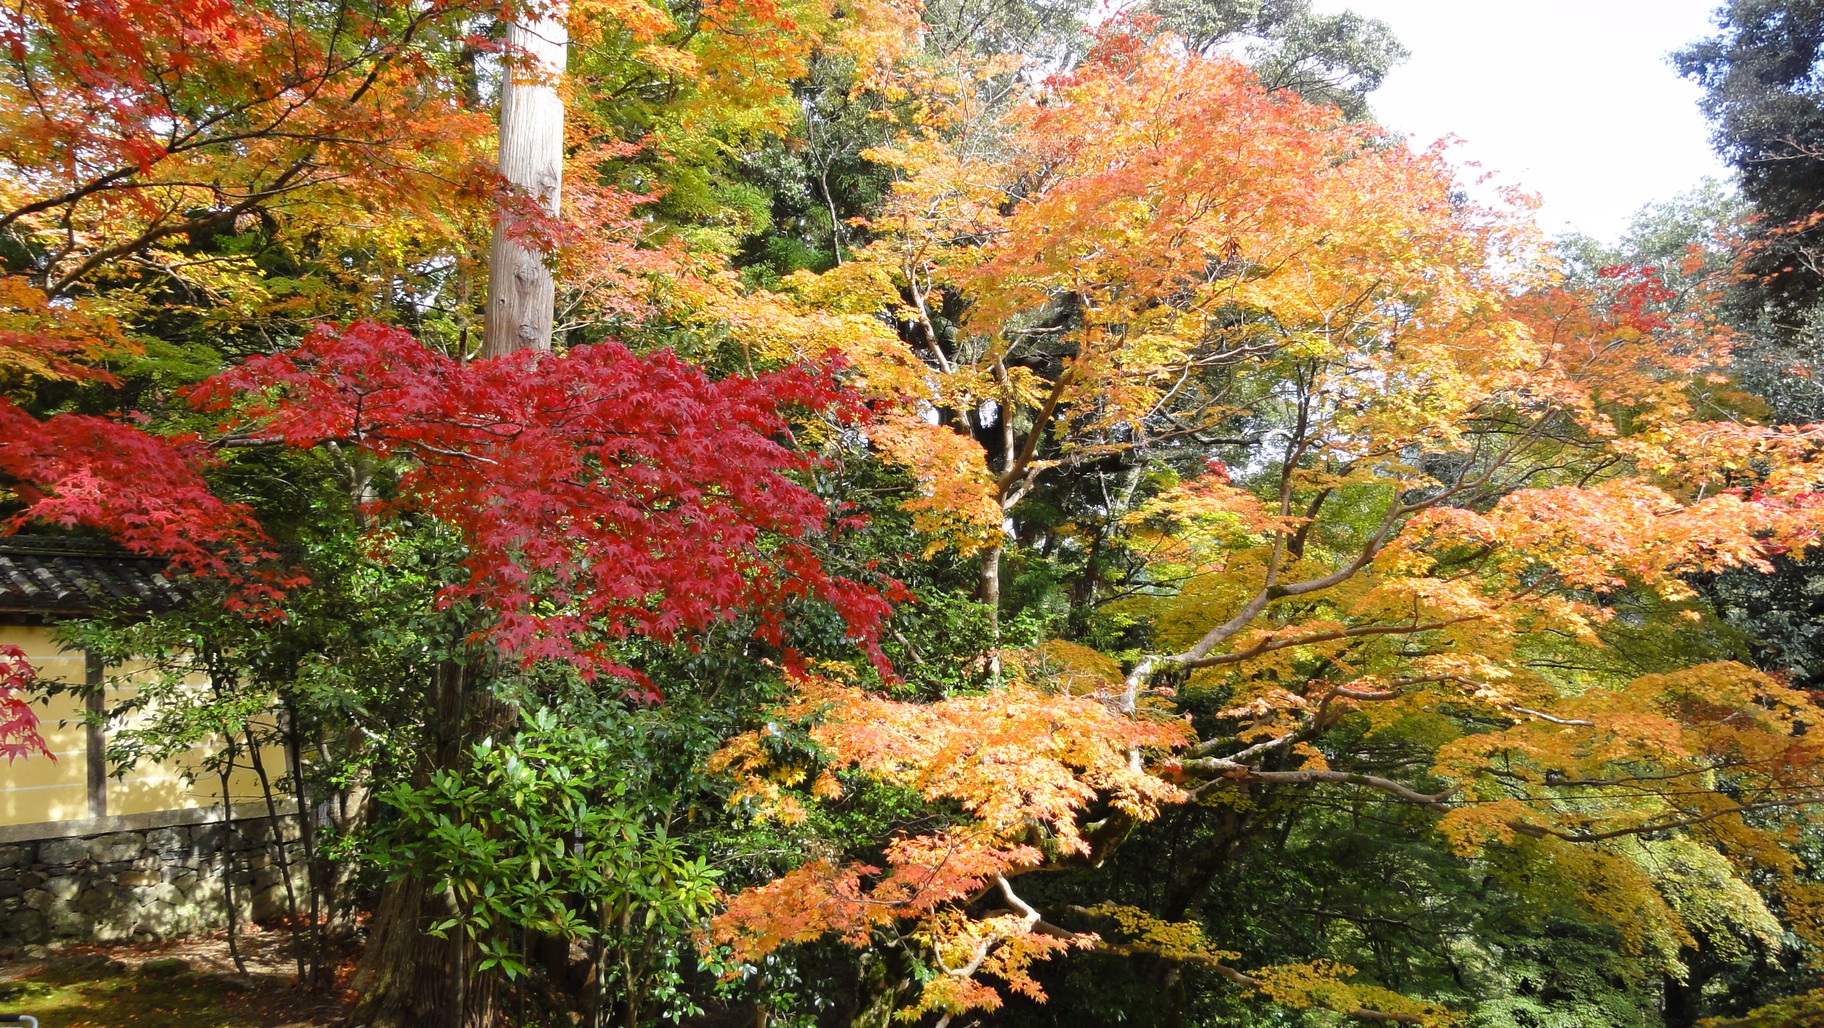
left=0, top=957, right=339, bottom=1027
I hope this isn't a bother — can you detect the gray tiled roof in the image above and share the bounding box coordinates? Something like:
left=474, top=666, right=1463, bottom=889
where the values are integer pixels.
left=0, top=535, right=187, bottom=614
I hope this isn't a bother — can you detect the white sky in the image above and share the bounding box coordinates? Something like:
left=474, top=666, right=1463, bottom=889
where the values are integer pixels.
left=1312, top=0, right=1734, bottom=242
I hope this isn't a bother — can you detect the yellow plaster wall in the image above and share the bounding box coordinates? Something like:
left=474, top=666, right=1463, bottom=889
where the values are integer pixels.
left=103, top=653, right=273, bottom=817
left=2, top=626, right=87, bottom=824
left=0, top=625, right=277, bottom=829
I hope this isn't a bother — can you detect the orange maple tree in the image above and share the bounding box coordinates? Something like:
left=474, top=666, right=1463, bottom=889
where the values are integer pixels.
left=0, top=0, right=497, bottom=301
left=705, top=32, right=1824, bottom=1024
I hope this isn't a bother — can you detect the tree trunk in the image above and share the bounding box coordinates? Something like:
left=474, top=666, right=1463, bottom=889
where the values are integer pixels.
left=1661, top=962, right=1714, bottom=1028
left=356, top=7, right=570, bottom=1019
left=347, top=872, right=492, bottom=1028
left=484, top=0, right=568, bottom=358
left=354, top=6, right=568, bottom=1022
left=980, top=543, right=1003, bottom=683
left=839, top=948, right=913, bottom=1028
left=979, top=543, right=1002, bottom=622
left=350, top=662, right=501, bottom=1027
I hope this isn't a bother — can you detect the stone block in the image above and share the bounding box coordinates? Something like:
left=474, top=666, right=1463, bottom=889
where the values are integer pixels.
left=44, top=877, right=78, bottom=902
left=145, top=827, right=190, bottom=852
left=190, top=824, right=225, bottom=854
left=252, top=884, right=289, bottom=921
left=87, top=832, right=145, bottom=864
left=8, top=909, right=47, bottom=944
left=20, top=888, right=52, bottom=911
left=0, top=843, right=25, bottom=868
left=37, top=837, right=88, bottom=865
left=117, top=870, right=161, bottom=888
left=90, top=916, right=132, bottom=943
left=136, top=900, right=182, bottom=938
left=45, top=904, right=90, bottom=937
left=76, top=884, right=118, bottom=915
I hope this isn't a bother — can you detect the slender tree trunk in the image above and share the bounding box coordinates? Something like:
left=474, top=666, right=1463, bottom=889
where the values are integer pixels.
left=218, top=761, right=250, bottom=977
left=484, top=0, right=568, bottom=357
left=321, top=729, right=371, bottom=934
left=979, top=543, right=1002, bottom=620
left=243, top=722, right=305, bottom=981
left=280, top=697, right=328, bottom=985
left=980, top=543, right=1004, bottom=683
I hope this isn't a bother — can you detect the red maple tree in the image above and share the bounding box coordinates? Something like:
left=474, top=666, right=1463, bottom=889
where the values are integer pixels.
left=190, top=320, right=897, bottom=694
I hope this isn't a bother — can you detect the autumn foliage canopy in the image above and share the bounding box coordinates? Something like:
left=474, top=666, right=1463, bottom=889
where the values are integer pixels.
left=4, top=2, right=1824, bottom=1026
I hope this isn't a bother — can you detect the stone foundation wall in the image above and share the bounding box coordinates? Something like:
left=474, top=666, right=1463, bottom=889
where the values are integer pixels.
left=0, top=807, right=309, bottom=959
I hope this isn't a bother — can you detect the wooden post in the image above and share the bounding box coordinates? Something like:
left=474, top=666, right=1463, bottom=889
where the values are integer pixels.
left=483, top=0, right=568, bottom=358
left=85, top=651, right=106, bottom=818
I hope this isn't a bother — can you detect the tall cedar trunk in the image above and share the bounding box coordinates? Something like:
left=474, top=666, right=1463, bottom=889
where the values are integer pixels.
left=483, top=1, right=567, bottom=357
left=351, top=662, right=501, bottom=1027
left=355, top=8, right=567, bottom=1022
